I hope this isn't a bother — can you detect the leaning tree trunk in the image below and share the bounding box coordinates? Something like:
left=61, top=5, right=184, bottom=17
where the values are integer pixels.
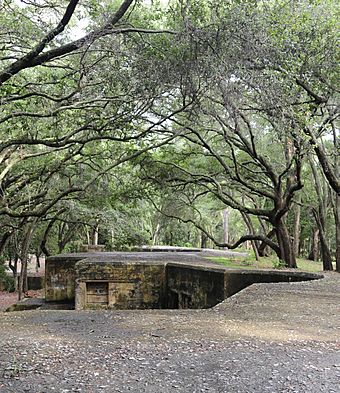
left=40, top=209, right=66, bottom=257
left=40, top=220, right=55, bottom=257
left=0, top=231, right=12, bottom=257
left=258, top=228, right=275, bottom=257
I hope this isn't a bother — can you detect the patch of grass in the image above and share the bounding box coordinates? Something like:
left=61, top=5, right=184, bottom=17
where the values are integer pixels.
left=293, top=258, right=328, bottom=273
left=207, top=254, right=325, bottom=273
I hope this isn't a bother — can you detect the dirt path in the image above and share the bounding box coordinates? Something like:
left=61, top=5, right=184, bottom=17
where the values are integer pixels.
left=0, top=273, right=339, bottom=393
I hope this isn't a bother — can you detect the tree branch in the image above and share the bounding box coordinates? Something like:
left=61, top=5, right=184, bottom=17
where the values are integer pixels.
left=0, top=0, right=134, bottom=84
left=149, top=201, right=281, bottom=256
left=0, top=1, right=176, bottom=85
left=304, top=125, right=340, bottom=195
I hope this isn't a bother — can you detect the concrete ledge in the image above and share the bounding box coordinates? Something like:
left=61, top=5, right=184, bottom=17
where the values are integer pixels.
left=5, top=297, right=44, bottom=312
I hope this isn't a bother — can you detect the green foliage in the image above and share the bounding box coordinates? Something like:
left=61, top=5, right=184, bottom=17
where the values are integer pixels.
left=0, top=0, right=338, bottom=270
left=272, top=259, right=286, bottom=270
left=0, top=265, right=15, bottom=292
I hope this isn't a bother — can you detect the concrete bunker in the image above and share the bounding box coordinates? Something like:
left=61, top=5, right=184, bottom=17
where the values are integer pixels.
left=75, top=260, right=166, bottom=310
left=45, top=252, right=322, bottom=310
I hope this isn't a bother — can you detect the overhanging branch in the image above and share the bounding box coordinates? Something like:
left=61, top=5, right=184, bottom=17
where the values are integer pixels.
left=0, top=0, right=176, bottom=85
left=149, top=200, right=281, bottom=256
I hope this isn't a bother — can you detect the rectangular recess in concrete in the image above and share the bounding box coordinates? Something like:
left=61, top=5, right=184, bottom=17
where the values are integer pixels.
left=86, top=282, right=109, bottom=306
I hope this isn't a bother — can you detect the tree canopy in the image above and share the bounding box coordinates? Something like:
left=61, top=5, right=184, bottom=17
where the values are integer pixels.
left=0, top=0, right=339, bottom=293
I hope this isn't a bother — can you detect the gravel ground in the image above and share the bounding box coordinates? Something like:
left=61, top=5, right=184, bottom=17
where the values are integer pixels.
left=0, top=273, right=339, bottom=393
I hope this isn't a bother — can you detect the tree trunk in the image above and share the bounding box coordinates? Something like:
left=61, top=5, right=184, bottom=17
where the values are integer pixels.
left=293, top=194, right=301, bottom=257
left=200, top=231, right=208, bottom=249
left=40, top=210, right=66, bottom=257
left=334, top=193, right=340, bottom=272
left=332, top=125, right=340, bottom=272
left=308, top=227, right=319, bottom=261
left=241, top=212, right=259, bottom=261
left=258, top=229, right=275, bottom=257
left=0, top=231, right=12, bottom=256
left=276, top=220, right=297, bottom=268
left=319, top=226, right=333, bottom=271
left=310, top=157, right=333, bottom=271
left=222, top=208, right=229, bottom=250
left=169, top=231, right=174, bottom=246
left=40, top=226, right=52, bottom=257
left=110, top=229, right=115, bottom=250
left=35, top=253, right=41, bottom=273
left=58, top=223, right=78, bottom=253
left=8, top=255, right=18, bottom=278
left=313, top=210, right=333, bottom=271
left=40, top=217, right=58, bottom=256
left=18, top=222, right=36, bottom=300
left=86, top=228, right=90, bottom=245
left=152, top=222, right=161, bottom=246
left=40, top=240, right=50, bottom=257
left=92, top=224, right=99, bottom=246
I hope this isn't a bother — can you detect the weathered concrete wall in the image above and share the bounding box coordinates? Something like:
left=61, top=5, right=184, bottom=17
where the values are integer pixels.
left=27, top=276, right=44, bottom=290
left=46, top=252, right=322, bottom=308
left=166, top=264, right=226, bottom=309
left=166, top=267, right=321, bottom=309
left=45, top=252, right=207, bottom=302
left=45, top=256, right=85, bottom=302
left=224, top=270, right=320, bottom=298
left=14, top=275, right=44, bottom=291
left=75, top=261, right=166, bottom=310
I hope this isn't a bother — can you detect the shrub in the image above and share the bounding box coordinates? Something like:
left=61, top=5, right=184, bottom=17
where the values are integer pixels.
left=272, top=259, right=286, bottom=270
left=0, top=264, right=15, bottom=292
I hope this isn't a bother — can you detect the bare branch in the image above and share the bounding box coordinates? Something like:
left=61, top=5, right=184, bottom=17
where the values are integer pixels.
left=150, top=200, right=281, bottom=255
